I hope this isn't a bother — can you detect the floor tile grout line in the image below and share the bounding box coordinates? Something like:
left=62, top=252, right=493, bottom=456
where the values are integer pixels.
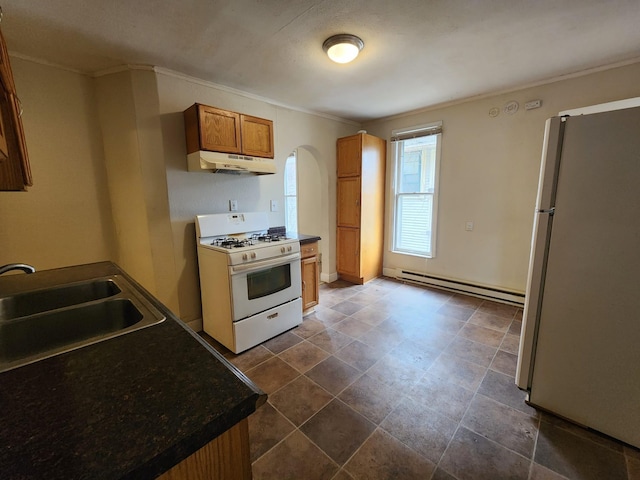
left=337, top=424, right=399, bottom=476
left=295, top=397, right=371, bottom=471
left=281, top=327, right=445, bottom=470
left=430, top=330, right=506, bottom=478
left=339, top=282, right=503, bottom=472
left=537, top=413, right=634, bottom=457
left=461, top=407, right=539, bottom=460
left=274, top=341, right=332, bottom=374
left=526, top=414, right=543, bottom=480
left=251, top=425, right=342, bottom=474
left=251, top=369, right=344, bottom=469
left=245, top=278, right=535, bottom=478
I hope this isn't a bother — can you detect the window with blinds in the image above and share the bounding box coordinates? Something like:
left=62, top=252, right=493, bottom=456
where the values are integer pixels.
left=391, top=123, right=442, bottom=257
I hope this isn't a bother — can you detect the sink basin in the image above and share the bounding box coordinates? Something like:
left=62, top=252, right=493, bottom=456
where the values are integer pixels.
left=0, top=275, right=165, bottom=372
left=0, top=279, right=121, bottom=321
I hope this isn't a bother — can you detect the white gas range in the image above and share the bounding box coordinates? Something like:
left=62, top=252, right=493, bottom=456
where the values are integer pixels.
left=195, top=212, right=302, bottom=353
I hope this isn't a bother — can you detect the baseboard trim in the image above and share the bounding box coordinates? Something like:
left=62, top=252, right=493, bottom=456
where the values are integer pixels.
left=386, top=268, right=525, bottom=306
left=185, top=317, right=203, bottom=332
left=321, top=272, right=339, bottom=283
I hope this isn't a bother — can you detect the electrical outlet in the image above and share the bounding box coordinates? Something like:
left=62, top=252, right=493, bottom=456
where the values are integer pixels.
left=465, top=221, right=474, bottom=231
left=229, top=200, right=238, bottom=211
left=270, top=200, right=278, bottom=212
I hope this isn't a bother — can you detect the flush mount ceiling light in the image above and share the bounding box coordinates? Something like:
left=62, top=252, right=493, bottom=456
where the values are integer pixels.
left=323, top=34, right=364, bottom=64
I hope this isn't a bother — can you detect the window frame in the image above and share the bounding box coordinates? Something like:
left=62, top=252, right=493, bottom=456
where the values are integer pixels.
left=390, top=122, right=442, bottom=258
left=283, top=150, right=298, bottom=233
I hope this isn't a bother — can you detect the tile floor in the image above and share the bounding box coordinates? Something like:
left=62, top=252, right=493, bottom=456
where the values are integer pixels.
left=202, top=277, right=640, bottom=480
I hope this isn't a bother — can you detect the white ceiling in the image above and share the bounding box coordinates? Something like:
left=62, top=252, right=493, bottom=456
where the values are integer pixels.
left=3, top=0, right=640, bottom=122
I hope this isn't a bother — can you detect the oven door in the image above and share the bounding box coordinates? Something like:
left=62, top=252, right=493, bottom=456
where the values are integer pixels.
left=229, top=253, right=302, bottom=321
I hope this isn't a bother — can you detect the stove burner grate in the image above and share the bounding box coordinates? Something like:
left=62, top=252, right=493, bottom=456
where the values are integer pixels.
left=251, top=233, right=287, bottom=243
left=211, top=238, right=254, bottom=249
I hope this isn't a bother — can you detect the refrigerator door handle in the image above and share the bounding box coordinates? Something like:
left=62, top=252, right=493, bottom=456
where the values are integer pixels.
left=537, top=207, right=555, bottom=215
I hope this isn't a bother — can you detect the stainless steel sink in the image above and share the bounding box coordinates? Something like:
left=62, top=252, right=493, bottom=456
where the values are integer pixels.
left=0, top=275, right=165, bottom=372
left=0, top=279, right=121, bottom=321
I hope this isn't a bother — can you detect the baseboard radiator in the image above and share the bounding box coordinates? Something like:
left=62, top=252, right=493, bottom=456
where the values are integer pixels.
left=394, top=269, right=525, bottom=307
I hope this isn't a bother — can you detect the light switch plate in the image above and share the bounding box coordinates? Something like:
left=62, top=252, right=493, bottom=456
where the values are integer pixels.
left=270, top=200, right=278, bottom=212
left=229, top=200, right=238, bottom=211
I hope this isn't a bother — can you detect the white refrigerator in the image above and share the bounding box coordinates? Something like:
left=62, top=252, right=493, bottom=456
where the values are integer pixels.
left=516, top=100, right=640, bottom=449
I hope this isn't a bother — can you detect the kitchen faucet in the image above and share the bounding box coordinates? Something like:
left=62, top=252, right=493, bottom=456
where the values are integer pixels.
left=0, top=264, right=36, bottom=275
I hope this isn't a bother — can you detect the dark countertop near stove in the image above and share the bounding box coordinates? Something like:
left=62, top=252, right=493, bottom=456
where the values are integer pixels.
left=293, top=233, right=321, bottom=245
left=0, top=261, right=266, bottom=480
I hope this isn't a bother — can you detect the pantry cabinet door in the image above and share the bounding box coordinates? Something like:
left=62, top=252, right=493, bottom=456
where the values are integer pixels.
left=337, top=135, right=361, bottom=177
left=337, top=227, right=360, bottom=278
left=337, top=176, right=361, bottom=227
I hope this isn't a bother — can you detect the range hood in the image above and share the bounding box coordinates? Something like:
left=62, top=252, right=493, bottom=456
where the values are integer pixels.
left=187, top=151, right=276, bottom=175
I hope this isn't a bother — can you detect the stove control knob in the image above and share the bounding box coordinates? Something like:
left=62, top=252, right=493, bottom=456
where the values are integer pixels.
left=251, top=252, right=257, bottom=259
left=242, top=253, right=248, bottom=260
left=280, top=246, right=286, bottom=253
left=287, top=246, right=292, bottom=252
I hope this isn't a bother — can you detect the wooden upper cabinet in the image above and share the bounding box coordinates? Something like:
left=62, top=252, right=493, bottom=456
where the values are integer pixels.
left=184, top=103, right=274, bottom=158
left=0, top=28, right=32, bottom=191
left=241, top=115, right=274, bottom=158
left=184, top=104, right=241, bottom=154
left=337, top=135, right=362, bottom=177
left=199, top=106, right=241, bottom=154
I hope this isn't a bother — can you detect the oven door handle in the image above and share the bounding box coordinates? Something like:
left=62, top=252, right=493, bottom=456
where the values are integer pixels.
left=229, top=253, right=300, bottom=274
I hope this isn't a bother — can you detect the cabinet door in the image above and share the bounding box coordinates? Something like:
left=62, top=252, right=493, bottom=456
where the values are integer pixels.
left=301, top=256, right=319, bottom=310
left=0, top=90, right=8, bottom=161
left=240, top=115, right=274, bottom=158
left=337, top=227, right=360, bottom=277
left=337, top=177, right=361, bottom=227
left=198, top=105, right=242, bottom=154
left=337, top=134, right=361, bottom=177
left=0, top=30, right=9, bottom=162
left=0, top=29, right=31, bottom=190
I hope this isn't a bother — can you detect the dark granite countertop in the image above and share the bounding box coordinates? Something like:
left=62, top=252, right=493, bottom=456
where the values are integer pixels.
left=292, top=233, right=321, bottom=245
left=0, top=261, right=266, bottom=480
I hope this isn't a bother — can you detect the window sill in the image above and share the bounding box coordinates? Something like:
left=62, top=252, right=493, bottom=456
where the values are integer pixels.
left=391, top=249, right=433, bottom=259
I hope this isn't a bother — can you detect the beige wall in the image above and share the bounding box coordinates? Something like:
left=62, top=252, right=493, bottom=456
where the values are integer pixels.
left=2, top=58, right=353, bottom=323
left=296, top=147, right=324, bottom=239
left=94, top=68, right=178, bottom=312
left=155, top=71, right=354, bottom=322
left=364, top=62, right=640, bottom=293
left=5, top=54, right=639, bottom=320
left=0, top=58, right=115, bottom=270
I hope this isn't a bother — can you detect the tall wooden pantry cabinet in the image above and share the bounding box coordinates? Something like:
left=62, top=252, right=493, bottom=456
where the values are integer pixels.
left=336, top=132, right=386, bottom=284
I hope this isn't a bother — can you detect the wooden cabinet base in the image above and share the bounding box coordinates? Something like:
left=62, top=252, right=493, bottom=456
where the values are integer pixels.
left=300, top=241, right=320, bottom=312
left=338, top=273, right=365, bottom=285
left=158, top=418, right=252, bottom=480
